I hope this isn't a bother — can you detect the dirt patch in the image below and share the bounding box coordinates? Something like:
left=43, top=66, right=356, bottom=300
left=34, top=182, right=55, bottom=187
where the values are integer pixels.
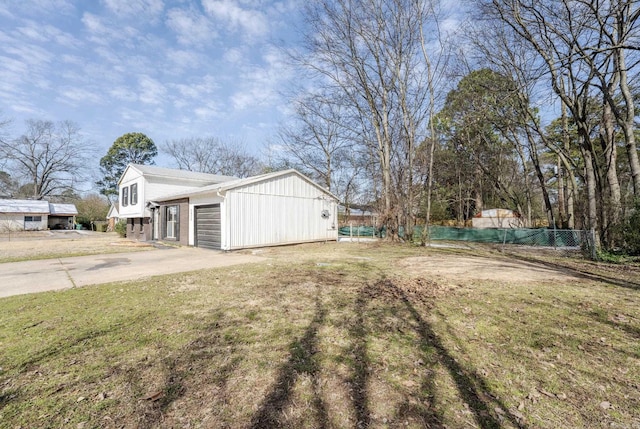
left=399, top=255, right=582, bottom=283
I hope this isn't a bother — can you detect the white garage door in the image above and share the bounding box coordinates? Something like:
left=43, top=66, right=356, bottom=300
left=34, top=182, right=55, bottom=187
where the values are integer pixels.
left=195, top=204, right=221, bottom=249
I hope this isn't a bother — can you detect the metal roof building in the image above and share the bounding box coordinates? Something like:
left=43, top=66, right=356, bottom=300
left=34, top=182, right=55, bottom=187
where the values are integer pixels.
left=0, top=199, right=78, bottom=231
left=152, top=169, right=340, bottom=250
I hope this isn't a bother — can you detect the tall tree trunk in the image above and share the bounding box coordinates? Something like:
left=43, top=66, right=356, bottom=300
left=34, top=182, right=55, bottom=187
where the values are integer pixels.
left=600, top=98, right=622, bottom=247
left=560, top=97, right=575, bottom=229
left=616, top=46, right=640, bottom=196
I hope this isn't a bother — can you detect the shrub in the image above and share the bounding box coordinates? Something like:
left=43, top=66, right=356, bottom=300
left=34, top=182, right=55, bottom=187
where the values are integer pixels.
left=617, top=200, right=640, bottom=256
left=114, top=220, right=127, bottom=238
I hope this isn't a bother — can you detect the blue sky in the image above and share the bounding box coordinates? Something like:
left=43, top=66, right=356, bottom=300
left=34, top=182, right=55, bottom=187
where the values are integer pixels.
left=0, top=0, right=299, bottom=175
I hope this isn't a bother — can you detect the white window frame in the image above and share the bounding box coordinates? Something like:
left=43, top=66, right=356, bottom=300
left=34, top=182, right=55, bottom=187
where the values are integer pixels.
left=130, top=183, right=138, bottom=205
left=166, top=205, right=178, bottom=239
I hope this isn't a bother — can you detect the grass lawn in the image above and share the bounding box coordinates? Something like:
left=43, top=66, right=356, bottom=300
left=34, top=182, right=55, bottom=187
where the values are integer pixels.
left=0, top=242, right=638, bottom=428
left=0, top=231, right=153, bottom=263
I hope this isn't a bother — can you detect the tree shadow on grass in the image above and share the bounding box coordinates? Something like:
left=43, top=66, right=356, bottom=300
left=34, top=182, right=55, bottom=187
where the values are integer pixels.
left=347, top=285, right=372, bottom=428
left=373, top=279, right=528, bottom=429
left=509, top=254, right=640, bottom=291
left=17, top=314, right=148, bottom=372
left=249, top=284, right=328, bottom=429
left=136, top=311, right=244, bottom=428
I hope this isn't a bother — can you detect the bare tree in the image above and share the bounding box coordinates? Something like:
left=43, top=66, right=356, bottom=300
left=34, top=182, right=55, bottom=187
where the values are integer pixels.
left=162, top=137, right=262, bottom=178
left=277, top=92, right=351, bottom=191
left=0, top=119, right=88, bottom=200
left=484, top=0, right=618, bottom=245
left=298, top=0, right=445, bottom=240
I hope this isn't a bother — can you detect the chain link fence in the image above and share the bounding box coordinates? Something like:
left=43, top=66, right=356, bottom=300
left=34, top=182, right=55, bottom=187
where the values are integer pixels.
left=338, top=224, right=596, bottom=259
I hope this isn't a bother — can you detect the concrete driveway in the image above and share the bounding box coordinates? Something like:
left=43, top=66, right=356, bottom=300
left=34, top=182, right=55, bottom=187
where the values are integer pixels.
left=0, top=247, right=263, bottom=298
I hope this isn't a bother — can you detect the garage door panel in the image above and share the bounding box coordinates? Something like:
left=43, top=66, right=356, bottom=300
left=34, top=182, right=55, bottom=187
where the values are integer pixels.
left=195, top=204, right=221, bottom=249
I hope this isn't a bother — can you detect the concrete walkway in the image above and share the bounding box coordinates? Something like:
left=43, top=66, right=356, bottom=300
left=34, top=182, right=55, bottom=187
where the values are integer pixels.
left=0, top=247, right=263, bottom=298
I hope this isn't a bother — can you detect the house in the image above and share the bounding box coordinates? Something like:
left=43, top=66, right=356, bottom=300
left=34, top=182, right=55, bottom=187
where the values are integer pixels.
left=118, top=165, right=339, bottom=250
left=338, top=204, right=378, bottom=226
left=117, top=164, right=236, bottom=241
left=106, top=203, right=120, bottom=231
left=0, top=199, right=78, bottom=231
left=472, top=209, right=524, bottom=229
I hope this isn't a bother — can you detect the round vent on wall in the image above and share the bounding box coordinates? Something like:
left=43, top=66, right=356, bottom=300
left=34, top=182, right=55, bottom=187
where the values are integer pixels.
left=321, top=209, right=330, bottom=219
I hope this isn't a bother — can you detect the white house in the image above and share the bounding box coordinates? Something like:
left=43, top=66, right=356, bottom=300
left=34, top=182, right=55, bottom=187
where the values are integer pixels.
left=117, top=164, right=236, bottom=241
left=0, top=199, right=78, bottom=231
left=106, top=203, right=120, bottom=231
left=117, top=165, right=339, bottom=250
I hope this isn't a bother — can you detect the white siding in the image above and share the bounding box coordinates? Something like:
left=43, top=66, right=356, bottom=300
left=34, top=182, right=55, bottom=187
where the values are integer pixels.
left=225, top=174, right=338, bottom=250
left=119, top=168, right=146, bottom=218
left=0, top=214, right=47, bottom=231
left=119, top=168, right=222, bottom=219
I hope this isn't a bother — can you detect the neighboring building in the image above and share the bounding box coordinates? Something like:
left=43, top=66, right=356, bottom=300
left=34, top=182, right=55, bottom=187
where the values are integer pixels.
left=117, top=164, right=236, bottom=241
left=338, top=204, right=378, bottom=226
left=118, top=165, right=339, bottom=250
left=0, top=199, right=77, bottom=231
left=472, top=209, right=524, bottom=229
left=48, top=203, right=78, bottom=229
left=106, top=203, right=120, bottom=231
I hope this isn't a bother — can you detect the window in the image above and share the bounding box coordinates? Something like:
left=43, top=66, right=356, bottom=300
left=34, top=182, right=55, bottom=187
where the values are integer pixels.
left=130, top=183, right=138, bottom=205
left=165, top=205, right=178, bottom=239
left=122, top=186, right=129, bottom=207
left=24, top=216, right=42, bottom=222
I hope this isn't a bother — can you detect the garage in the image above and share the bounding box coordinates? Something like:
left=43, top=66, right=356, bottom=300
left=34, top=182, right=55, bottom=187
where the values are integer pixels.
left=195, top=204, right=221, bottom=249
left=154, top=169, right=339, bottom=250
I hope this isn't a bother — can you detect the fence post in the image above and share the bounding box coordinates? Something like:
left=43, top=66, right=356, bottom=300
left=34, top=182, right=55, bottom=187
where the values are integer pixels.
left=502, top=229, right=508, bottom=252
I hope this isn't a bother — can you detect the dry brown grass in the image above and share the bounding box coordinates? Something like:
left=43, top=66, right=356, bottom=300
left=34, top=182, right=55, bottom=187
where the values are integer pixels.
left=0, top=242, right=639, bottom=428
left=0, top=231, right=153, bottom=262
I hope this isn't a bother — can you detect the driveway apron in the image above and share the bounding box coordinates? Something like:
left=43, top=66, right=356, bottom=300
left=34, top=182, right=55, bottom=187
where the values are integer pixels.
left=0, top=247, right=263, bottom=298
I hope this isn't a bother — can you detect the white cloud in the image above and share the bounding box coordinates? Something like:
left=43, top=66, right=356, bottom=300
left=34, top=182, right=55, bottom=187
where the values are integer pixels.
left=110, top=87, right=138, bottom=102
left=138, top=75, right=167, bottom=105
left=102, top=0, right=164, bottom=18
left=194, top=101, right=223, bottom=120
left=173, top=75, right=218, bottom=99
left=17, top=22, right=81, bottom=48
left=59, top=87, right=103, bottom=104
left=165, top=48, right=202, bottom=73
left=166, top=7, right=217, bottom=46
left=229, top=46, right=291, bottom=111
left=81, top=12, right=138, bottom=46
left=202, top=0, right=268, bottom=38
left=223, top=47, right=245, bottom=64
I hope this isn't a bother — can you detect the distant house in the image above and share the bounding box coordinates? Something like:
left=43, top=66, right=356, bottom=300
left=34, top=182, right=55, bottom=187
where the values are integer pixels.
left=472, top=209, right=524, bottom=229
left=338, top=204, right=378, bottom=226
left=106, top=203, right=120, bottom=231
left=0, top=199, right=78, bottom=231
left=117, top=165, right=339, bottom=250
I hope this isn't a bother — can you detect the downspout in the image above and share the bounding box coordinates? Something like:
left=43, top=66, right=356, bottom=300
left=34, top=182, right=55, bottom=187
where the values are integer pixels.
left=216, top=188, right=225, bottom=250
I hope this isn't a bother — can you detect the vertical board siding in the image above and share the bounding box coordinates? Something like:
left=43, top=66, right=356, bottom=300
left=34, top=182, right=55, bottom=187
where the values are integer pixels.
left=226, top=173, right=337, bottom=249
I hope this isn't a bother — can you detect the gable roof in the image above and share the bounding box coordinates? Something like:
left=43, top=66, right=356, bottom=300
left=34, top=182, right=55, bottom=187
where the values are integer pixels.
left=49, top=203, right=78, bottom=216
left=119, top=164, right=237, bottom=185
left=0, top=199, right=50, bottom=214
left=106, top=203, right=119, bottom=219
left=156, top=169, right=339, bottom=202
